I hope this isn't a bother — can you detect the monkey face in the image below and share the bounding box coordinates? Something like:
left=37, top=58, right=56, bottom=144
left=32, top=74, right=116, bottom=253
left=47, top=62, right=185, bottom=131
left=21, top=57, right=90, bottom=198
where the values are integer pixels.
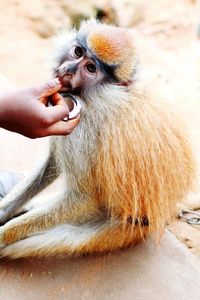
left=53, top=19, right=137, bottom=97
left=55, top=43, right=107, bottom=95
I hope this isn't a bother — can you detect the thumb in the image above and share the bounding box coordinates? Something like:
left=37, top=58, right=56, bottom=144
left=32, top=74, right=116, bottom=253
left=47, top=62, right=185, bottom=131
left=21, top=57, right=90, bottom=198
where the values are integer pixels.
left=35, top=78, right=62, bottom=98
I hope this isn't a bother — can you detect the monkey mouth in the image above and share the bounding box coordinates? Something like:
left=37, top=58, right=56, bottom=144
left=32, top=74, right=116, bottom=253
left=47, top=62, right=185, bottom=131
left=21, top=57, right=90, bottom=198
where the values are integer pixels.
left=57, top=74, right=82, bottom=97
left=59, top=77, right=72, bottom=92
left=60, top=85, right=81, bottom=96
left=60, top=82, right=82, bottom=97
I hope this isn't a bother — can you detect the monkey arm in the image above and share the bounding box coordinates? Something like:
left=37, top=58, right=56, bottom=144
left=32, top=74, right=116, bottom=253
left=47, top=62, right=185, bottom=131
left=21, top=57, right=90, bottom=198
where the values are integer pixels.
left=0, top=151, right=59, bottom=224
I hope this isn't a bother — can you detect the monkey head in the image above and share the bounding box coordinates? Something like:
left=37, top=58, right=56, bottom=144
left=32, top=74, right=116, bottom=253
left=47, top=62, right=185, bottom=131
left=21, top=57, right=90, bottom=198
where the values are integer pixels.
left=53, top=19, right=136, bottom=96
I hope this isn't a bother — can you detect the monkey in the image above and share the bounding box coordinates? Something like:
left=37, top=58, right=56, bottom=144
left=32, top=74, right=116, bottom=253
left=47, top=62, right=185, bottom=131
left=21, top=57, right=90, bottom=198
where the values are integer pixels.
left=0, top=19, right=196, bottom=258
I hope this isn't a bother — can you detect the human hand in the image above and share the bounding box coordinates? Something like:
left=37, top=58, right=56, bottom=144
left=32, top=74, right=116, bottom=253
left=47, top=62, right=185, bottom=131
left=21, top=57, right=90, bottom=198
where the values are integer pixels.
left=0, top=78, right=80, bottom=138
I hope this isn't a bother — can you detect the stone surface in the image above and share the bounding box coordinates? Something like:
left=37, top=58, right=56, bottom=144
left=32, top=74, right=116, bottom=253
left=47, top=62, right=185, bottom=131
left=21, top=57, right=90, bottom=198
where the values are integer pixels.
left=0, top=231, right=200, bottom=300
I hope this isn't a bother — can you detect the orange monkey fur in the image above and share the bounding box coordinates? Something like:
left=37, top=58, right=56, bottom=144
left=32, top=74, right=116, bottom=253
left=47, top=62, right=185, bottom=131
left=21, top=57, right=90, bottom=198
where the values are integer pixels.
left=97, top=91, right=195, bottom=236
left=76, top=88, right=196, bottom=253
left=84, top=20, right=136, bottom=81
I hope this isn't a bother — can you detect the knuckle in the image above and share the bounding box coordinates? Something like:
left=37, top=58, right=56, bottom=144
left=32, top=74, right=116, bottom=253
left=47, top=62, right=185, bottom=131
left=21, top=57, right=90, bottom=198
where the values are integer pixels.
left=40, top=114, right=52, bottom=126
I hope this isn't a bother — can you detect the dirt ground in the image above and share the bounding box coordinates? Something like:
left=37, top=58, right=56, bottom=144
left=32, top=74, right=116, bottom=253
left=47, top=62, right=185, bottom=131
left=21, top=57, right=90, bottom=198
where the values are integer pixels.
left=0, top=0, right=200, bottom=259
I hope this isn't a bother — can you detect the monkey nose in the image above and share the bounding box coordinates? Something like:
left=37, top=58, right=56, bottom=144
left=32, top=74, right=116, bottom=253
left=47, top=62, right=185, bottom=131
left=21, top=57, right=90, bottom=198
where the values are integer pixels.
left=63, top=73, right=73, bottom=80
left=65, top=63, right=78, bottom=75
left=58, top=74, right=73, bottom=89
left=58, top=62, right=78, bottom=77
left=57, top=68, right=73, bottom=86
left=58, top=67, right=73, bottom=78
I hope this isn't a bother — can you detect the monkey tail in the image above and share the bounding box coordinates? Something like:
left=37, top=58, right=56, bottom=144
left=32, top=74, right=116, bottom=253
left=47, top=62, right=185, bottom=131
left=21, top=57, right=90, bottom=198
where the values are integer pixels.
left=0, top=219, right=147, bottom=258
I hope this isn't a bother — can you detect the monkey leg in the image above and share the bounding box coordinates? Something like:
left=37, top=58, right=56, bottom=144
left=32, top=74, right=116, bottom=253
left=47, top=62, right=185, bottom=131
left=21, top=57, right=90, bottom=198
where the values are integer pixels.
left=0, top=191, right=102, bottom=249
left=0, top=219, right=147, bottom=259
left=0, top=152, right=59, bottom=224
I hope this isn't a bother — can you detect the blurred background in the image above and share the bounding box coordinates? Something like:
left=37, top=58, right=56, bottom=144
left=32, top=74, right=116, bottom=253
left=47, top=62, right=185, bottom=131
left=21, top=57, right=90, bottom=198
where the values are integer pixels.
left=0, top=0, right=200, bottom=256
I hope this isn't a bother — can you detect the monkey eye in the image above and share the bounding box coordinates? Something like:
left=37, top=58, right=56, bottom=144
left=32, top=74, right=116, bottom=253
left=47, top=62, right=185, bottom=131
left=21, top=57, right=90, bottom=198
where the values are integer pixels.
left=74, top=46, right=84, bottom=58
left=86, top=63, right=96, bottom=73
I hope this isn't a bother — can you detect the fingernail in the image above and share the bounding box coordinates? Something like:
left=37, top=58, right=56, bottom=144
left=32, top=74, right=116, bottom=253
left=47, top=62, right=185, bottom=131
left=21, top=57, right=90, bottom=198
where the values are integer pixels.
left=47, top=78, right=62, bottom=89
left=54, top=78, right=62, bottom=85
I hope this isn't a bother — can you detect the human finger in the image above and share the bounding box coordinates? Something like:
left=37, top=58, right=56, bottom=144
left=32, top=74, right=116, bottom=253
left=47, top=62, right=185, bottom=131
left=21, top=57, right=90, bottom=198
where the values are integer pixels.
left=37, top=78, right=62, bottom=102
left=44, top=117, right=80, bottom=136
left=39, top=90, right=65, bottom=107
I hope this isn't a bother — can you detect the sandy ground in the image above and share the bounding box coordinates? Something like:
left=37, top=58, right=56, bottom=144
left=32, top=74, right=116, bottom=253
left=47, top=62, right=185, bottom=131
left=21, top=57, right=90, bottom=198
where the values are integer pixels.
left=0, top=0, right=200, bottom=262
